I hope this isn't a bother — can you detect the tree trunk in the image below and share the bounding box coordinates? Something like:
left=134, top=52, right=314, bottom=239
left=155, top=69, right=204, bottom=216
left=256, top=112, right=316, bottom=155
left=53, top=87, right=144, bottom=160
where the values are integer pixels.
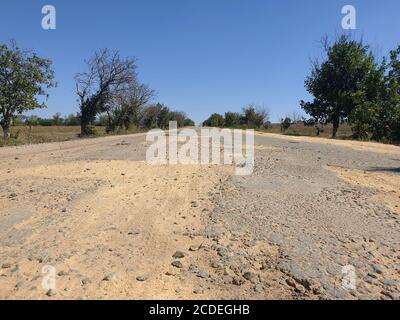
left=332, top=118, right=339, bottom=139
left=80, top=122, right=89, bottom=136
left=2, top=124, right=11, bottom=142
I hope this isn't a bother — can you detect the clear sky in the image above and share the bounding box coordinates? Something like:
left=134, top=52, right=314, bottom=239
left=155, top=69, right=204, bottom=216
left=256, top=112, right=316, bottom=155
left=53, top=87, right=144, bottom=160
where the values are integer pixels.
left=1, top=0, right=399, bottom=123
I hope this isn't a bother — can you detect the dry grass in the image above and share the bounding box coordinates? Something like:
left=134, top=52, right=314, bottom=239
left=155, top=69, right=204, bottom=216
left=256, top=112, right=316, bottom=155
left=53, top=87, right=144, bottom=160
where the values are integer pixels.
left=0, top=126, right=83, bottom=147
left=262, top=123, right=353, bottom=139
left=0, top=126, right=144, bottom=147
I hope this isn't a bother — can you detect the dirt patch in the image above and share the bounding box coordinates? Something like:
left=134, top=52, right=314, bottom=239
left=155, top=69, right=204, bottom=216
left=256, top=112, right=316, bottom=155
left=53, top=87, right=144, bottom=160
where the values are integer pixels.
left=0, top=160, right=238, bottom=299
left=326, top=165, right=400, bottom=215
left=257, top=132, right=400, bottom=156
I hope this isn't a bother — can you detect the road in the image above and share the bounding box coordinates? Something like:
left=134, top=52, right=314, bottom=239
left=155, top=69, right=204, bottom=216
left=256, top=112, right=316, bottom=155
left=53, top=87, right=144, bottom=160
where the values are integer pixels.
left=0, top=131, right=399, bottom=299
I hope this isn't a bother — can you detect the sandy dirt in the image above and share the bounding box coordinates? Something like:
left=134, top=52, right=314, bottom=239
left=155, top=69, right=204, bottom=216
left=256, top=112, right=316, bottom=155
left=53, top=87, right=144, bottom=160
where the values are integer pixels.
left=256, top=132, right=400, bottom=156
left=326, top=165, right=400, bottom=215
left=1, top=131, right=399, bottom=300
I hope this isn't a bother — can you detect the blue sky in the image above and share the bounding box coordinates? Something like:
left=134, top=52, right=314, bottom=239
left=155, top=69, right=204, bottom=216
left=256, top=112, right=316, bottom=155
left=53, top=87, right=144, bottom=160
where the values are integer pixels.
left=1, top=0, right=399, bottom=123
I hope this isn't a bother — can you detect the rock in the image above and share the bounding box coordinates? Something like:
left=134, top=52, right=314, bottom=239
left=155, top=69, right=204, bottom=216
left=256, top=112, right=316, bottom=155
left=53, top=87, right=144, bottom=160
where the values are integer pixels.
left=57, top=270, right=68, bottom=276
left=103, top=273, right=117, bottom=282
left=193, top=287, right=204, bottom=294
left=8, top=193, right=17, bottom=199
left=172, top=251, right=186, bottom=259
left=243, top=272, right=256, bottom=281
left=61, top=208, right=67, bottom=213
left=81, top=278, right=91, bottom=286
left=286, top=278, right=297, bottom=289
left=189, top=245, right=199, bottom=252
left=217, top=247, right=228, bottom=257
left=191, top=201, right=199, bottom=208
left=381, top=279, right=398, bottom=287
left=222, top=276, right=233, bottom=284
left=46, top=289, right=57, bottom=297
left=372, top=264, right=385, bottom=275
left=171, top=261, right=183, bottom=269
left=232, top=277, right=245, bottom=286
left=136, top=276, right=147, bottom=282
left=364, top=276, right=377, bottom=284
left=128, top=230, right=140, bottom=236
left=382, top=291, right=399, bottom=300
left=197, top=271, right=209, bottom=279
left=254, top=284, right=264, bottom=293
left=189, top=264, right=199, bottom=273
left=211, top=261, right=222, bottom=269
left=1, top=263, right=12, bottom=269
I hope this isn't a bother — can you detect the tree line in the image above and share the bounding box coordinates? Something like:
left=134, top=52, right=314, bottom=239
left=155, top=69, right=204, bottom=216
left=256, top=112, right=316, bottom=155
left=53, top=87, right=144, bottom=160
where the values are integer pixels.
left=203, top=104, right=270, bottom=129
left=1, top=35, right=399, bottom=144
left=0, top=42, right=194, bottom=142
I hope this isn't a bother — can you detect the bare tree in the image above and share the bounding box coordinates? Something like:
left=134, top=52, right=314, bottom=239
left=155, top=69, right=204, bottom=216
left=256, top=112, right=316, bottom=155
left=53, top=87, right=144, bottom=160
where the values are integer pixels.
left=107, top=81, right=155, bottom=131
left=75, top=49, right=137, bottom=135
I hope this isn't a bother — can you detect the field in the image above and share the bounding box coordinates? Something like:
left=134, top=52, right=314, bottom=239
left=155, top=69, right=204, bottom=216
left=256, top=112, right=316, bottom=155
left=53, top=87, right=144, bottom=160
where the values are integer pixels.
left=262, top=122, right=354, bottom=139
left=0, top=126, right=83, bottom=147
left=0, top=126, right=144, bottom=147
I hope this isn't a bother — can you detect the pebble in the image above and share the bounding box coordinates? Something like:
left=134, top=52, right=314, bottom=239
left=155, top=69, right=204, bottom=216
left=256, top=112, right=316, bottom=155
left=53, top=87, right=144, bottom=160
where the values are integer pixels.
left=191, top=201, right=199, bottom=208
left=372, top=264, right=385, bottom=275
left=233, top=277, right=245, bottom=286
left=46, top=289, right=57, bottom=297
left=103, top=273, right=117, bottom=282
left=193, top=287, right=204, bottom=294
left=171, top=261, right=183, bottom=269
left=136, top=276, right=147, bottom=282
left=197, top=271, right=209, bottom=279
left=382, top=291, right=399, bottom=300
left=211, top=262, right=222, bottom=269
left=243, top=272, right=256, bottom=281
left=254, top=284, right=264, bottom=293
left=172, top=251, right=186, bottom=259
left=1, top=263, right=12, bottom=269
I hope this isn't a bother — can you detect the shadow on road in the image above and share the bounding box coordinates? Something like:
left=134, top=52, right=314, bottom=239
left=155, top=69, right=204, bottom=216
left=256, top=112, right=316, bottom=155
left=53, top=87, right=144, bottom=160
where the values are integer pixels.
left=368, top=167, right=400, bottom=174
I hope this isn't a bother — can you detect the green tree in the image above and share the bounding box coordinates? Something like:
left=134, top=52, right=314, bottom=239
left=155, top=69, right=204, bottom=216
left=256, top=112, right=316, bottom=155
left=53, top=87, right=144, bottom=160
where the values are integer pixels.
left=183, top=118, right=195, bottom=127
left=224, top=112, right=241, bottom=127
left=0, top=41, right=55, bottom=141
left=280, top=117, right=292, bottom=132
left=348, top=46, right=400, bottom=142
left=203, top=113, right=224, bottom=127
left=301, top=35, right=378, bottom=138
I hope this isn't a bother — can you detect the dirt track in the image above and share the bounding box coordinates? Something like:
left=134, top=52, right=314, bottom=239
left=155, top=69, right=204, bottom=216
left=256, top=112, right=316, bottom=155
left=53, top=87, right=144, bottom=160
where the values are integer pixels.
left=0, top=132, right=399, bottom=300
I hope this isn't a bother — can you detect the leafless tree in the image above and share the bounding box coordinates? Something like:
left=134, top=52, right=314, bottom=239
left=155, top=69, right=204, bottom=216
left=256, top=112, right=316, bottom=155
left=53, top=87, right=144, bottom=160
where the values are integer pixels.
left=75, top=49, right=137, bottom=135
left=106, top=81, right=155, bottom=131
